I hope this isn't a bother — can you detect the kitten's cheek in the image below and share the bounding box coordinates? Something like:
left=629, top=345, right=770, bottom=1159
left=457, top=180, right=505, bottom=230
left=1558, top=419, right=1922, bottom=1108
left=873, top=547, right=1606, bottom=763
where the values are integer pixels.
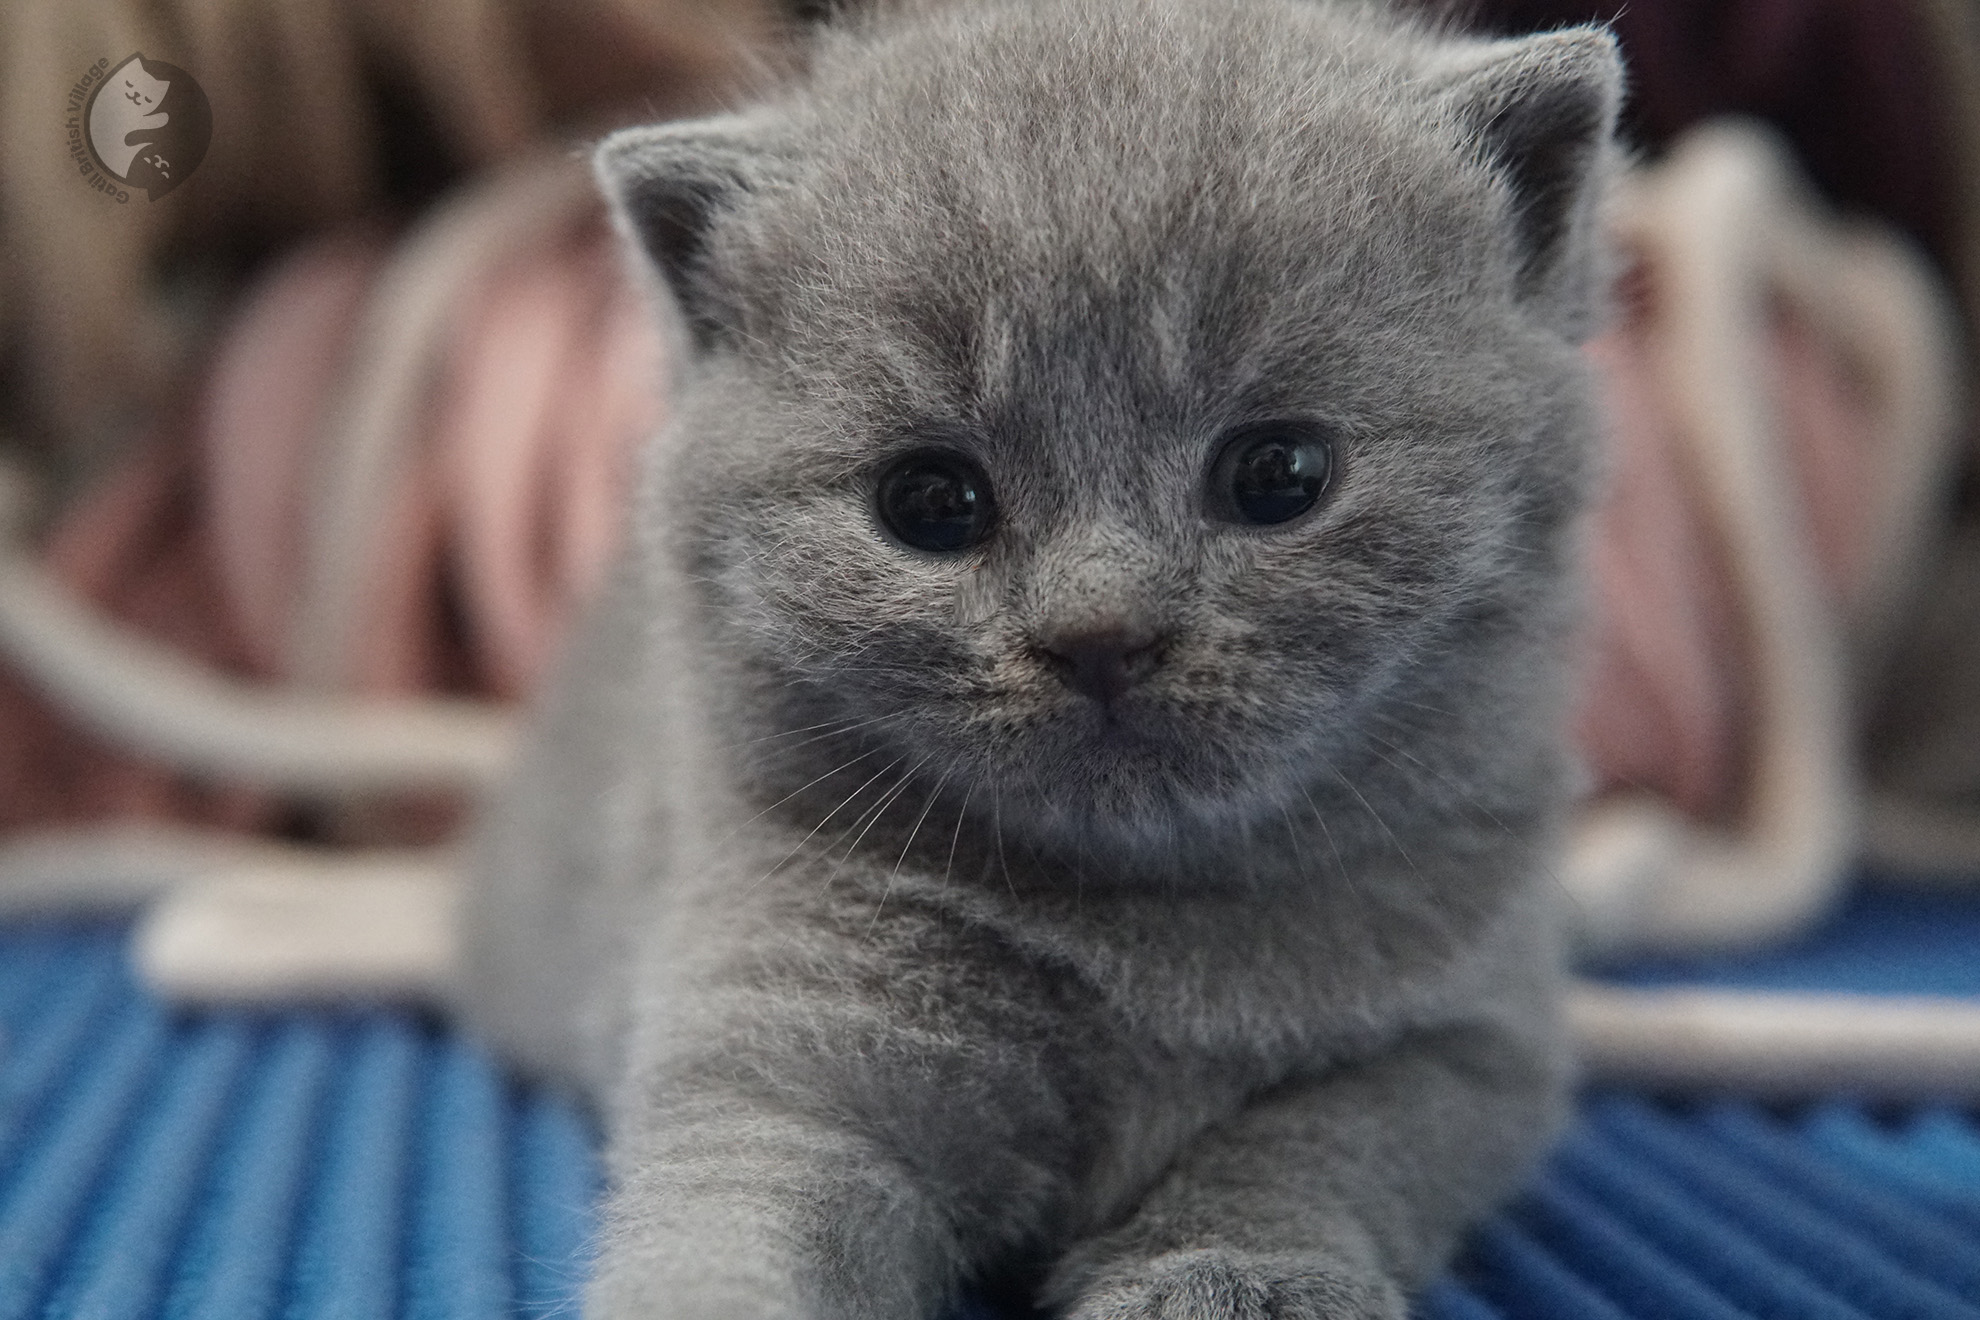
left=946, top=565, right=1006, bottom=628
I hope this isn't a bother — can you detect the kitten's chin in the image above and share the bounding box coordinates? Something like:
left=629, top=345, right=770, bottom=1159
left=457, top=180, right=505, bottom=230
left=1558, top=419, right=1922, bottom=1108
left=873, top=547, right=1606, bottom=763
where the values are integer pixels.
left=940, top=691, right=1287, bottom=863
left=999, top=733, right=1261, bottom=863
left=1007, top=785, right=1241, bottom=869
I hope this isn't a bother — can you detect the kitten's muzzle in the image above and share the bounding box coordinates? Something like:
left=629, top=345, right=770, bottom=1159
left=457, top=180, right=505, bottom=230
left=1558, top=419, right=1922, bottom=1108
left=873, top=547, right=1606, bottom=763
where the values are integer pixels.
left=1036, top=625, right=1166, bottom=706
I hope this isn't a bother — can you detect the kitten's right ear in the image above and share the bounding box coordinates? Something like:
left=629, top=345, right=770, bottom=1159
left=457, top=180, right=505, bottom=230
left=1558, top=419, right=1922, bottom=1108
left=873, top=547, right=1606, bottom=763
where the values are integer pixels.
left=594, top=114, right=784, bottom=345
left=1435, top=27, right=1623, bottom=340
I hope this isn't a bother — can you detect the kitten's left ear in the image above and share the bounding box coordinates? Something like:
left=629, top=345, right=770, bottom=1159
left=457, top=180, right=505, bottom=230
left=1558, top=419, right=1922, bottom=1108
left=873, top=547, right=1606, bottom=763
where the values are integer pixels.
left=1437, top=27, right=1623, bottom=339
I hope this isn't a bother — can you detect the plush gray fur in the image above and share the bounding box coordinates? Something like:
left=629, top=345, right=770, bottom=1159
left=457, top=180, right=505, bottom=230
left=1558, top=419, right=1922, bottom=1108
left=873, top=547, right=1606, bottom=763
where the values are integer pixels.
left=459, top=1, right=1622, bottom=1315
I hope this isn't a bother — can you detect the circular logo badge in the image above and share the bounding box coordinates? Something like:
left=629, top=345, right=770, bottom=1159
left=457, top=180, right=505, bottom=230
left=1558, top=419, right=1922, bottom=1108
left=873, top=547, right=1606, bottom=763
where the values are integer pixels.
left=81, top=53, right=211, bottom=200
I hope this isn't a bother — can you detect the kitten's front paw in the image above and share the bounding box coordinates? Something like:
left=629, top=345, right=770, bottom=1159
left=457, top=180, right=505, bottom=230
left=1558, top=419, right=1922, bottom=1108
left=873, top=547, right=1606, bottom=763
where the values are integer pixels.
left=1063, top=1249, right=1403, bottom=1320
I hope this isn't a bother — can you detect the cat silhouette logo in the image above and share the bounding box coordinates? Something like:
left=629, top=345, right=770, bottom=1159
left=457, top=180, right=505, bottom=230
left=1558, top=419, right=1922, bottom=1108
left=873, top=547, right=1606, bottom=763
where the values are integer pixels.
left=75, top=54, right=210, bottom=201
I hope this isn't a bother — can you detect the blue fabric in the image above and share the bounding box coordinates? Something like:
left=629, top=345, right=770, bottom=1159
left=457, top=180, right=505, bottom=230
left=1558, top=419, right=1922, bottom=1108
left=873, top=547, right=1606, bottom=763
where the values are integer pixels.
left=1587, top=883, right=1980, bottom=996
left=0, top=885, right=1976, bottom=1318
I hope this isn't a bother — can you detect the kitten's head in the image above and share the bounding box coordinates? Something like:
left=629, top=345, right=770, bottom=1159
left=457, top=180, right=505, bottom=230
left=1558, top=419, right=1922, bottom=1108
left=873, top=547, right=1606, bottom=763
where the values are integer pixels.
left=600, top=0, right=1620, bottom=860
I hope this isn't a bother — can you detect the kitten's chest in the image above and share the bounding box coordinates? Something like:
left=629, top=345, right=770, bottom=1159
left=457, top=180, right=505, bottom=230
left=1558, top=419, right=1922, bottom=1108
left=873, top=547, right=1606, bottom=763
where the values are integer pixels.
left=983, top=877, right=1481, bottom=1076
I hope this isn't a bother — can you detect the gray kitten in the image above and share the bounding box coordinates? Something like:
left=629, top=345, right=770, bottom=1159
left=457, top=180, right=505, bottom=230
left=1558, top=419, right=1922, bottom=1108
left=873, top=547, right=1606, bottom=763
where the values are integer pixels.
left=459, top=0, right=1621, bottom=1315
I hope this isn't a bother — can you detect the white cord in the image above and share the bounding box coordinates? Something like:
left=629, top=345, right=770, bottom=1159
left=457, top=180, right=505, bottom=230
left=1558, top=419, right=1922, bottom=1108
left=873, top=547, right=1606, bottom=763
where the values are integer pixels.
left=0, top=461, right=515, bottom=797
left=1570, top=980, right=1980, bottom=1098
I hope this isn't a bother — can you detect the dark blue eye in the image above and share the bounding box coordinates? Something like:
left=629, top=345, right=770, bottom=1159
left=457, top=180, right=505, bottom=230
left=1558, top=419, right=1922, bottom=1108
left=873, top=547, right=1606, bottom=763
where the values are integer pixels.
left=1211, top=422, right=1336, bottom=526
left=877, top=452, right=996, bottom=552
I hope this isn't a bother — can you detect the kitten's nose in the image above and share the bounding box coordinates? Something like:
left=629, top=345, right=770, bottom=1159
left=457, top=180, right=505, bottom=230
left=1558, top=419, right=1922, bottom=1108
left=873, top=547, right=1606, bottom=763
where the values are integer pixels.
left=1038, top=625, right=1164, bottom=705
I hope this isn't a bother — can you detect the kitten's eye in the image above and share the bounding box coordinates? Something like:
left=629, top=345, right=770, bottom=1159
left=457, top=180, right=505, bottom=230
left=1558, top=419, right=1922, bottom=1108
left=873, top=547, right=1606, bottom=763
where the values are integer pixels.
left=876, top=451, right=996, bottom=553
left=1210, top=421, right=1337, bottom=526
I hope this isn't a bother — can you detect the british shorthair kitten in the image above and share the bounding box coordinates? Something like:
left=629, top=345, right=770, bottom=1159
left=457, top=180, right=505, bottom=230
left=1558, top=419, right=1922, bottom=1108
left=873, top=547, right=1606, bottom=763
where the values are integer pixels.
left=461, top=0, right=1621, bottom=1315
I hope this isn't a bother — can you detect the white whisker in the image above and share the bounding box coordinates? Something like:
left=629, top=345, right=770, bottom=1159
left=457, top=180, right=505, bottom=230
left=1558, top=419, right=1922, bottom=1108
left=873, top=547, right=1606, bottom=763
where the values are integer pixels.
left=743, top=754, right=905, bottom=895
left=867, top=764, right=956, bottom=936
